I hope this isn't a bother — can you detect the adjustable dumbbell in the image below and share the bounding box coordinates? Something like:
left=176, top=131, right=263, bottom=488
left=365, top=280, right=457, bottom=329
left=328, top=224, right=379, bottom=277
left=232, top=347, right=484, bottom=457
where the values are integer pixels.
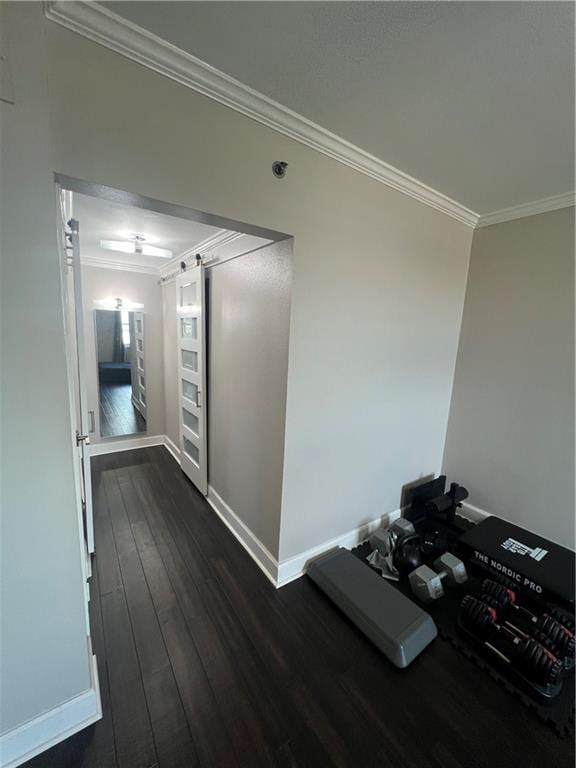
left=550, top=605, right=575, bottom=633
left=460, top=595, right=563, bottom=688
left=408, top=552, right=468, bottom=602
left=481, top=579, right=575, bottom=659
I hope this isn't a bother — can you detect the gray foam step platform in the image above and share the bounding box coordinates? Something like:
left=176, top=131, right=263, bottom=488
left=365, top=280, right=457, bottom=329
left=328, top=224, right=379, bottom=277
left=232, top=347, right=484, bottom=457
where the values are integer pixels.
left=307, top=547, right=437, bottom=668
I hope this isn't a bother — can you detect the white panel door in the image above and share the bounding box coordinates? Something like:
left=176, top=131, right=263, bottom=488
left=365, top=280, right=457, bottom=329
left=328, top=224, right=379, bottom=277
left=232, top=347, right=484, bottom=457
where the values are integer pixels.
left=176, top=266, right=208, bottom=495
left=64, top=217, right=95, bottom=554
left=132, top=310, right=147, bottom=421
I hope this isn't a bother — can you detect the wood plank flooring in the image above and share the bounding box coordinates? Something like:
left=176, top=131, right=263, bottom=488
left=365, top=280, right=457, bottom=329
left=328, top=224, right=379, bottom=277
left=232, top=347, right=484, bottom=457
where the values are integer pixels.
left=24, top=447, right=573, bottom=768
left=99, top=383, right=146, bottom=438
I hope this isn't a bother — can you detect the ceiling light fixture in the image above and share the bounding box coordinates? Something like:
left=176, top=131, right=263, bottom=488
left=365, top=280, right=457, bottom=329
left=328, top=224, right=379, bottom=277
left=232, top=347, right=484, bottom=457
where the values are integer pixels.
left=100, top=234, right=172, bottom=259
left=117, top=230, right=159, bottom=244
left=93, top=297, right=144, bottom=311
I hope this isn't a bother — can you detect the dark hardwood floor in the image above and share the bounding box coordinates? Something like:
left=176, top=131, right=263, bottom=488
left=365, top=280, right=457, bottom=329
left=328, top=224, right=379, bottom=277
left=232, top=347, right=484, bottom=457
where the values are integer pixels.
left=99, top=383, right=146, bottom=438
left=24, top=447, right=573, bottom=768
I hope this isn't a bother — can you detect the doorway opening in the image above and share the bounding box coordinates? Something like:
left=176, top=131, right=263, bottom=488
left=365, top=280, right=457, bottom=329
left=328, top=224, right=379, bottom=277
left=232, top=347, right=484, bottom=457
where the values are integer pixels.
left=56, top=174, right=293, bottom=567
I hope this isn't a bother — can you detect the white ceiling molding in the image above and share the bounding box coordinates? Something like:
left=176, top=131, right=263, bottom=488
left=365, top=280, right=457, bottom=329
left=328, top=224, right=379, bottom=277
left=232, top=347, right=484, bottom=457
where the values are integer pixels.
left=80, top=255, right=159, bottom=275
left=44, top=0, right=479, bottom=228
left=179, top=230, right=241, bottom=264
left=46, top=2, right=575, bottom=232
left=159, top=228, right=240, bottom=276
left=160, top=231, right=275, bottom=282
left=476, top=192, right=576, bottom=228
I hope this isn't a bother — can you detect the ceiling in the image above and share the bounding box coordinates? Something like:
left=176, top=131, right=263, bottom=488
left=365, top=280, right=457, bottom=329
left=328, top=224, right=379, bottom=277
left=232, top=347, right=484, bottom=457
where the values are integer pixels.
left=73, top=192, right=228, bottom=271
left=103, top=1, right=575, bottom=214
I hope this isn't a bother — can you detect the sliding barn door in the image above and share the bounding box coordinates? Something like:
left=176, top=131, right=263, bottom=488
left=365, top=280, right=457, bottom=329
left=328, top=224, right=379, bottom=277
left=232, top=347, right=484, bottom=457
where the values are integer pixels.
left=176, top=266, right=208, bottom=495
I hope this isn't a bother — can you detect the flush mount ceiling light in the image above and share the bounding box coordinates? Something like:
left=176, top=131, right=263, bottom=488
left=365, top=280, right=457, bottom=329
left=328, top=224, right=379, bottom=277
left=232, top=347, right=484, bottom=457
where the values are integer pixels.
left=93, top=297, right=144, bottom=310
left=100, top=233, right=172, bottom=259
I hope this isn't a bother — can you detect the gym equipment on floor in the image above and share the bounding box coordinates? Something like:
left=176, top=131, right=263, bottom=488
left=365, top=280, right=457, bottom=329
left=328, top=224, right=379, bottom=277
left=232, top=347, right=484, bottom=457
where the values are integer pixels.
left=307, top=547, right=437, bottom=668
left=408, top=552, right=468, bottom=602
left=480, top=579, right=575, bottom=660
left=405, top=475, right=469, bottom=527
left=459, top=595, right=563, bottom=692
left=367, top=518, right=420, bottom=579
left=458, top=516, right=575, bottom=608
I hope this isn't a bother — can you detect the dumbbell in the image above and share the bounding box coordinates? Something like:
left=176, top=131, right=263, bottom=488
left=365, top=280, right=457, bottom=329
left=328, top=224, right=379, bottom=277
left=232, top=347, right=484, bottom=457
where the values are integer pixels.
left=369, top=517, right=415, bottom=553
left=481, top=579, right=575, bottom=659
left=409, top=552, right=468, bottom=602
left=390, top=518, right=416, bottom=539
left=460, top=595, right=563, bottom=688
left=550, top=605, right=575, bottom=633
left=369, top=518, right=423, bottom=575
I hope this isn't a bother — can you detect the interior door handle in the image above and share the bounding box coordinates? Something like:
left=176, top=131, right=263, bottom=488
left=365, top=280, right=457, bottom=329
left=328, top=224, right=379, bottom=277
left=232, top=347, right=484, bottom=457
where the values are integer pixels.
left=89, top=410, right=95, bottom=433
left=76, top=431, right=91, bottom=446
left=196, top=390, right=202, bottom=408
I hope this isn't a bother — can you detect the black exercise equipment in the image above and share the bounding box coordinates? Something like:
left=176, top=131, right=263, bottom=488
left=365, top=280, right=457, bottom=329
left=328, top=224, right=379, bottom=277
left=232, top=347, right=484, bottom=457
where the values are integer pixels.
left=478, top=592, right=573, bottom=666
left=460, top=595, right=563, bottom=690
left=405, top=475, right=469, bottom=527
left=458, top=516, right=575, bottom=609
left=480, top=579, right=575, bottom=659
left=402, top=476, right=469, bottom=562
left=392, top=533, right=423, bottom=574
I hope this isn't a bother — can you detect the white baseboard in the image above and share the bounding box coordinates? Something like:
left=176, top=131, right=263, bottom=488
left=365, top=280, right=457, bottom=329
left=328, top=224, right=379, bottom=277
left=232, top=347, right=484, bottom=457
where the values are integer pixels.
left=163, top=435, right=181, bottom=463
left=276, top=508, right=402, bottom=587
left=0, top=655, right=101, bottom=768
left=460, top=501, right=491, bottom=523
left=160, top=441, right=408, bottom=589
left=89, top=434, right=165, bottom=456
left=206, top=485, right=279, bottom=587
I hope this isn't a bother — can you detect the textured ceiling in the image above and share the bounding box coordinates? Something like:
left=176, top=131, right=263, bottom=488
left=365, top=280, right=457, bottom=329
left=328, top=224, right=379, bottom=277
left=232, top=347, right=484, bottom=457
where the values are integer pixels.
left=103, top=1, right=575, bottom=214
left=74, top=192, right=227, bottom=269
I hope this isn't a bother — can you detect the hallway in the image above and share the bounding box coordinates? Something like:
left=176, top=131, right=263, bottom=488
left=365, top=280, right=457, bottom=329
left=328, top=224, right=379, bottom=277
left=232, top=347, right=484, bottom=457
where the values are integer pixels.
left=23, top=447, right=571, bottom=768
left=99, top=384, right=146, bottom=438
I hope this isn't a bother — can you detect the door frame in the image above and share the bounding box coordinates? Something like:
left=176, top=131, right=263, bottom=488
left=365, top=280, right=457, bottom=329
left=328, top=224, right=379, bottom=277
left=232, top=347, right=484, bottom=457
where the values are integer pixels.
left=55, top=174, right=291, bottom=494
left=56, top=184, right=92, bottom=627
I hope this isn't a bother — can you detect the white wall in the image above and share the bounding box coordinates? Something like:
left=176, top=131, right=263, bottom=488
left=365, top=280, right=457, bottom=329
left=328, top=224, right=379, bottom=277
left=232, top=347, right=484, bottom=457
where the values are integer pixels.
left=443, top=208, right=575, bottom=546
left=2, top=3, right=473, bottom=745
left=0, top=3, right=91, bottom=738
left=81, top=266, right=165, bottom=443
left=207, top=241, right=292, bottom=558
left=43, top=13, right=472, bottom=565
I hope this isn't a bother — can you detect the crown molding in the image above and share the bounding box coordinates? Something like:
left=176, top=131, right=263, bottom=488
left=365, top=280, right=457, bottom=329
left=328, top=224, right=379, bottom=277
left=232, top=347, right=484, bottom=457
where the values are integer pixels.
left=476, top=192, right=576, bottom=228
left=81, top=255, right=160, bottom=275
left=44, top=1, right=479, bottom=228
left=159, top=228, right=240, bottom=277
left=179, top=230, right=242, bottom=264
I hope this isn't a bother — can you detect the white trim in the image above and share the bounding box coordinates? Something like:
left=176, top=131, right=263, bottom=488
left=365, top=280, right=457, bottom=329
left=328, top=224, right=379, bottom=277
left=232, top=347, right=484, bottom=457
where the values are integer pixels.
left=161, top=442, right=280, bottom=584
left=476, top=192, right=575, bottom=228
left=88, top=434, right=165, bottom=456
left=160, top=229, right=241, bottom=277
left=459, top=501, right=491, bottom=523
left=160, top=436, right=407, bottom=589
left=276, top=508, right=402, bottom=588
left=206, top=485, right=279, bottom=587
left=44, top=1, right=478, bottom=228
left=0, top=656, right=101, bottom=768
left=80, top=255, right=160, bottom=275
left=160, top=229, right=247, bottom=278
left=163, top=434, right=181, bottom=463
